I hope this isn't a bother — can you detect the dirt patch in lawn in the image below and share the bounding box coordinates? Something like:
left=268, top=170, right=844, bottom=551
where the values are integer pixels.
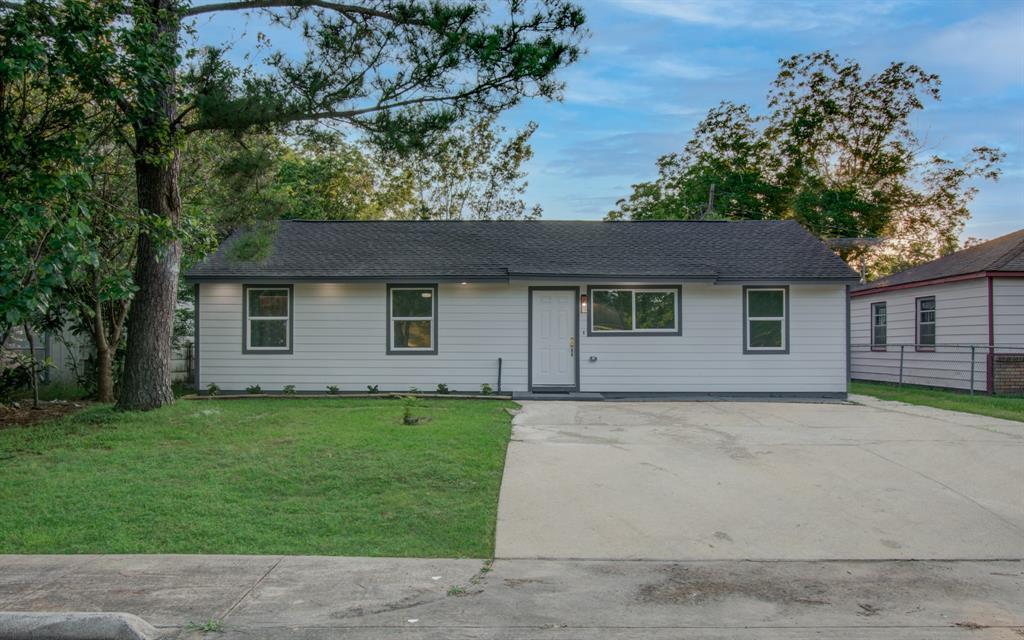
left=0, top=400, right=93, bottom=430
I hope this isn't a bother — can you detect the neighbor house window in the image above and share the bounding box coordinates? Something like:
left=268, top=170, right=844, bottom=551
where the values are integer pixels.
left=744, top=286, right=788, bottom=353
left=871, top=302, right=887, bottom=350
left=388, top=285, right=437, bottom=354
left=916, top=296, right=936, bottom=351
left=244, top=285, right=292, bottom=353
left=588, top=287, right=680, bottom=335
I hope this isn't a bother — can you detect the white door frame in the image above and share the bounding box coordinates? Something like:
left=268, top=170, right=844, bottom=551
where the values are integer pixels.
left=528, top=286, right=579, bottom=392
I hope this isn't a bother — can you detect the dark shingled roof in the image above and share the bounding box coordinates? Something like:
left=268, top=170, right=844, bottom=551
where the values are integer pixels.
left=857, top=228, right=1024, bottom=291
left=186, top=219, right=858, bottom=282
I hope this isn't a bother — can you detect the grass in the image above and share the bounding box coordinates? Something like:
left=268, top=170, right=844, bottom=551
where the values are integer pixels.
left=850, top=381, right=1024, bottom=423
left=0, top=397, right=515, bottom=557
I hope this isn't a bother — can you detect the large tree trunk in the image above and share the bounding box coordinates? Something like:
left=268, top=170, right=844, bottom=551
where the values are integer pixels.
left=116, top=0, right=182, bottom=411
left=116, top=155, right=182, bottom=411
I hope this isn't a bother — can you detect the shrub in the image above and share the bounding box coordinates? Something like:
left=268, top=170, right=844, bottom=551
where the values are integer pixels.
left=206, top=382, right=220, bottom=397
left=402, top=396, right=423, bottom=425
left=436, top=383, right=450, bottom=394
left=480, top=383, right=493, bottom=396
left=0, top=358, right=33, bottom=404
left=366, top=384, right=379, bottom=393
left=326, top=385, right=340, bottom=395
left=246, top=384, right=262, bottom=394
left=283, top=384, right=296, bottom=395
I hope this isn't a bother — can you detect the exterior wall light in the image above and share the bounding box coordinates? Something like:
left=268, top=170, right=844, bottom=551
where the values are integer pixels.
left=580, top=293, right=588, bottom=314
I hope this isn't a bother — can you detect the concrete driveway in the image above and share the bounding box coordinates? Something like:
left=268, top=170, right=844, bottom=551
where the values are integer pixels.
left=496, top=396, right=1024, bottom=560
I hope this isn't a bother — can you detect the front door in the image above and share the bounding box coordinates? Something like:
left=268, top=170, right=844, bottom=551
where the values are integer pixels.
left=530, top=288, right=577, bottom=390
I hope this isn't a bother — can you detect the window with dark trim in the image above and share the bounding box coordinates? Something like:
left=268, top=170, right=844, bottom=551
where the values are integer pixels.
left=871, top=301, right=887, bottom=350
left=387, top=284, right=437, bottom=354
left=916, top=296, right=936, bottom=351
left=588, top=286, right=680, bottom=336
left=243, top=285, right=292, bottom=353
left=743, top=286, right=788, bottom=353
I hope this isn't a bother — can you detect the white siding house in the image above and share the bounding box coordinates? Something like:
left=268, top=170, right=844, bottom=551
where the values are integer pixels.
left=850, top=229, right=1024, bottom=393
left=188, top=220, right=858, bottom=398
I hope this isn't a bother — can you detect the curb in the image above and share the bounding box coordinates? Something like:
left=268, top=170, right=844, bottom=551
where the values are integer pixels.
left=0, top=612, right=158, bottom=640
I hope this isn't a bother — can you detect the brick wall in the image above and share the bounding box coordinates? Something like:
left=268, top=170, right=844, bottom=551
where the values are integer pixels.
left=992, top=354, right=1024, bottom=395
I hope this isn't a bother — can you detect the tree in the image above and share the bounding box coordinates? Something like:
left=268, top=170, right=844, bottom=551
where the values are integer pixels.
left=1, top=0, right=585, bottom=410
left=396, top=114, right=542, bottom=220
left=609, top=52, right=1004, bottom=270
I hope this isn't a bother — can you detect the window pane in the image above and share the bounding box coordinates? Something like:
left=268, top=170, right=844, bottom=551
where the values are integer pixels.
left=919, top=298, right=935, bottom=311
left=919, top=323, right=935, bottom=346
left=248, top=289, right=288, bottom=317
left=874, top=327, right=886, bottom=345
left=749, top=320, right=783, bottom=348
left=748, top=290, right=784, bottom=317
left=393, top=320, right=432, bottom=349
left=919, top=310, right=935, bottom=323
left=592, top=290, right=632, bottom=331
left=635, top=291, right=676, bottom=330
left=392, top=289, right=433, bottom=317
left=250, top=319, right=287, bottom=348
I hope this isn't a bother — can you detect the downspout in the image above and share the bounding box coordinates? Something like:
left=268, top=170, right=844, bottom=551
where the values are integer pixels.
left=845, top=284, right=851, bottom=391
left=194, top=283, right=201, bottom=393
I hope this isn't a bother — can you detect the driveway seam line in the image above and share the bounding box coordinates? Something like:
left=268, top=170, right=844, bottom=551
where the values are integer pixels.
left=858, top=445, right=1024, bottom=535
left=220, top=555, right=285, bottom=621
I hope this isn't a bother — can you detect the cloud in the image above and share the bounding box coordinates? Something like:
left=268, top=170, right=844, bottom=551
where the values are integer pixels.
left=915, top=6, right=1024, bottom=88
left=611, top=0, right=906, bottom=31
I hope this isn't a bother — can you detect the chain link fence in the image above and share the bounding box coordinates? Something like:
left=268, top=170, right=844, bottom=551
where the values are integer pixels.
left=851, top=343, right=1024, bottom=395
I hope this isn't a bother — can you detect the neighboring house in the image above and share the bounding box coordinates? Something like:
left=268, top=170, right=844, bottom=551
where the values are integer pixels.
left=185, top=220, right=859, bottom=398
left=850, top=229, right=1024, bottom=394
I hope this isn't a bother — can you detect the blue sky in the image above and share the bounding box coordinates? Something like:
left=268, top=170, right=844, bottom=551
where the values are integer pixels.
left=198, top=0, right=1023, bottom=240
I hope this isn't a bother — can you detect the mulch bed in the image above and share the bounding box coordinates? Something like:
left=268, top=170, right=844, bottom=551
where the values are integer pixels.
left=0, top=400, right=93, bottom=430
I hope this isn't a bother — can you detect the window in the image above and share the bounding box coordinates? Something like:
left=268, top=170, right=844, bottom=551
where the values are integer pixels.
left=744, top=286, right=788, bottom=353
left=916, top=296, right=936, bottom=350
left=871, top=302, right=887, bottom=350
left=388, top=285, right=437, bottom=354
left=588, top=287, right=680, bottom=335
left=244, top=286, right=291, bottom=353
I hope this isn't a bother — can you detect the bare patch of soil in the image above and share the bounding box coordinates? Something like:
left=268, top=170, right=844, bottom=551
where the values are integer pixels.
left=0, top=400, right=92, bottom=430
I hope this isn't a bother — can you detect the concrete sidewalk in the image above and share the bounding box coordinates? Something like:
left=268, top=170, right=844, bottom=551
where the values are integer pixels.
left=1, top=555, right=1022, bottom=638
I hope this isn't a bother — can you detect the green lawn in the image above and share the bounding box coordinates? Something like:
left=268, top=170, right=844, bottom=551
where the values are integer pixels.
left=850, top=381, right=1024, bottom=423
left=0, top=397, right=515, bottom=557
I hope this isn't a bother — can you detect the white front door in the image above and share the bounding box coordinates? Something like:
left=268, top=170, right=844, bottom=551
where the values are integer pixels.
left=531, top=289, right=576, bottom=389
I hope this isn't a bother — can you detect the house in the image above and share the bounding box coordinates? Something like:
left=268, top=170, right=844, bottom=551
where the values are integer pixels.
left=850, top=229, right=1024, bottom=394
left=185, top=220, right=859, bottom=398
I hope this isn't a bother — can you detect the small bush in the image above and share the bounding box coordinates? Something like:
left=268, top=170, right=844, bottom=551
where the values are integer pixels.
left=436, top=383, right=450, bottom=394
left=246, top=384, right=262, bottom=394
left=480, top=383, right=493, bottom=396
left=402, top=396, right=424, bottom=425
left=206, top=382, right=220, bottom=397
left=408, top=387, right=419, bottom=393
left=326, top=385, right=340, bottom=395
left=283, top=384, right=296, bottom=395
left=366, top=384, right=379, bottom=393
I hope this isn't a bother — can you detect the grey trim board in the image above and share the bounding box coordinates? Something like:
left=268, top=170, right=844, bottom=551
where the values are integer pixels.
left=242, top=284, right=294, bottom=355
left=194, top=283, right=201, bottom=392
left=528, top=286, right=580, bottom=393
left=742, top=285, right=790, bottom=355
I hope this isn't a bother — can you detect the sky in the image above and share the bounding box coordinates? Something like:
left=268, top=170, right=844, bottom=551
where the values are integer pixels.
left=198, top=0, right=1024, bottom=240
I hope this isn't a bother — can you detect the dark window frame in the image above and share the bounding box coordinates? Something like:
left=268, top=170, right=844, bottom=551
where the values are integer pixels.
left=242, top=284, right=294, bottom=355
left=915, top=295, right=936, bottom=352
left=870, top=301, right=887, bottom=351
left=586, top=284, right=682, bottom=337
left=742, top=285, right=790, bottom=354
left=386, top=283, right=438, bottom=355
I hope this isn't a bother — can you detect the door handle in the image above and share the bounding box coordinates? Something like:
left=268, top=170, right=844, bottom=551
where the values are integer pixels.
left=569, top=337, right=575, bottom=357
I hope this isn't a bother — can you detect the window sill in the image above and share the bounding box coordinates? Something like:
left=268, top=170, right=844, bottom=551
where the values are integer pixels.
left=870, top=346, right=887, bottom=352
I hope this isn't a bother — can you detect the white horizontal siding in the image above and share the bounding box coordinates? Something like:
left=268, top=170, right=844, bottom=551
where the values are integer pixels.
left=198, top=281, right=848, bottom=394
left=993, top=277, right=1024, bottom=345
left=850, top=278, right=990, bottom=390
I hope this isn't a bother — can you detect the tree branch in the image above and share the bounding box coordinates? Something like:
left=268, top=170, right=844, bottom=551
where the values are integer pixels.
left=182, top=0, right=425, bottom=23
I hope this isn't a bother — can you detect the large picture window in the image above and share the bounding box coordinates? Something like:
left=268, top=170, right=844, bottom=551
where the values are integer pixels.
left=916, top=296, right=936, bottom=351
left=588, top=287, right=680, bottom=335
left=743, top=286, right=788, bottom=353
left=388, top=285, right=437, bottom=354
left=871, top=302, right=887, bottom=350
left=244, top=285, right=292, bottom=353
